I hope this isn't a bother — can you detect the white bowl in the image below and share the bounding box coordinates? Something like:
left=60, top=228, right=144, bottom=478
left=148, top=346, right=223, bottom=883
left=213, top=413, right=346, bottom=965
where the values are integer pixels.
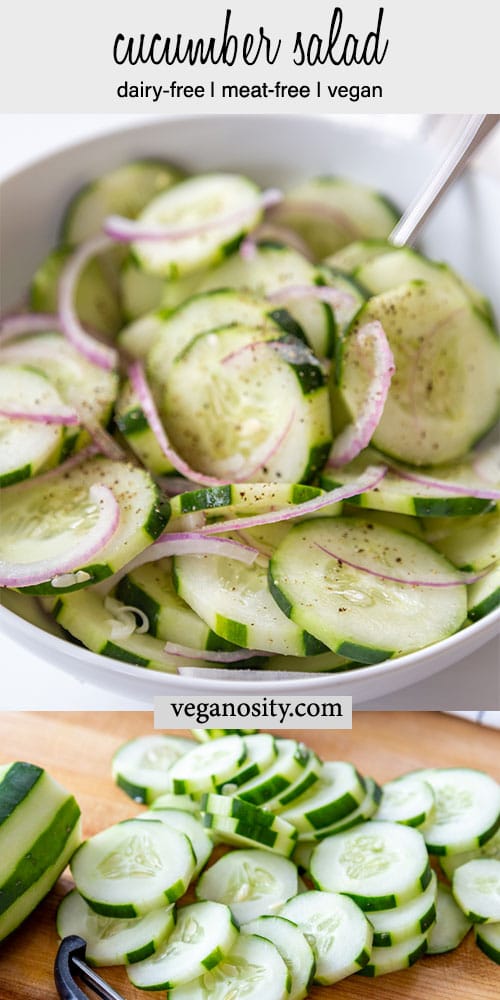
left=1, top=114, right=499, bottom=703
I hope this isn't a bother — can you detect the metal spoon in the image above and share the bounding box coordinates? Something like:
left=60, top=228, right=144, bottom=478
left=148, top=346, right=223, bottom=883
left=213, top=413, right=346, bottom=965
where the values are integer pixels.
left=390, top=114, right=499, bottom=246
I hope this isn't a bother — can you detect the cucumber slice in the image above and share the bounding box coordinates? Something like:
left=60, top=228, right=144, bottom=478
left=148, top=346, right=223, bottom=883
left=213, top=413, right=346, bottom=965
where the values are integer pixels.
left=174, top=551, right=327, bottom=657
left=201, top=793, right=295, bottom=837
left=440, top=828, right=500, bottom=880
left=268, top=517, right=467, bottom=663
left=57, top=888, right=175, bottom=966
left=168, top=735, right=248, bottom=794
left=0, top=366, right=65, bottom=485
left=147, top=289, right=306, bottom=390
left=280, top=761, right=366, bottom=832
left=317, top=265, right=368, bottom=331
left=121, top=257, right=168, bottom=321
left=216, top=734, right=277, bottom=791
left=117, top=311, right=168, bottom=360
left=266, top=751, right=323, bottom=810
left=133, top=173, right=263, bottom=278
left=1, top=456, right=170, bottom=594
left=198, top=243, right=336, bottom=358
left=412, top=768, right=500, bottom=855
left=194, top=729, right=258, bottom=742
left=321, top=447, right=497, bottom=518
left=324, top=238, right=391, bottom=274
left=453, top=860, right=500, bottom=922
left=202, top=813, right=297, bottom=857
left=339, top=281, right=500, bottom=466
left=151, top=793, right=199, bottom=815
left=274, top=176, right=398, bottom=259
left=280, top=889, right=372, bottom=984
left=196, top=848, right=298, bottom=924
left=71, top=818, right=195, bottom=917
left=162, top=325, right=331, bottom=484
left=475, top=922, right=500, bottom=965
left=298, top=777, right=382, bottom=842
left=235, top=740, right=313, bottom=806
left=423, top=510, right=500, bottom=571
left=170, top=481, right=325, bottom=520
left=128, top=900, right=238, bottom=989
left=137, top=809, right=213, bottom=877
left=264, top=650, right=357, bottom=673
left=62, top=160, right=182, bottom=244
left=293, top=842, right=314, bottom=873
left=368, top=871, right=437, bottom=948
left=112, top=734, right=195, bottom=804
left=114, top=380, right=175, bottom=476
left=31, top=244, right=123, bottom=336
left=0, top=333, right=118, bottom=458
left=0, top=762, right=82, bottom=942
left=358, top=931, right=429, bottom=976
left=376, top=776, right=435, bottom=829
left=310, top=820, right=431, bottom=911
left=167, top=933, right=290, bottom=1000
left=116, top=558, right=238, bottom=651
left=427, top=883, right=471, bottom=954
left=468, top=562, right=500, bottom=621
left=241, top=915, right=315, bottom=1000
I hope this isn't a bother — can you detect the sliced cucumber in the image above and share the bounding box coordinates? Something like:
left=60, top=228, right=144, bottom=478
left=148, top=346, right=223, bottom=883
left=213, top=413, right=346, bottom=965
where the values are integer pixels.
left=137, top=809, right=213, bottom=877
left=317, top=265, right=368, bottom=331
left=128, top=900, right=238, bottom=989
left=133, top=173, right=263, bottom=278
left=266, top=751, right=323, bottom=810
left=339, top=281, right=500, bottom=466
left=412, top=768, right=500, bottom=855
left=57, top=888, right=175, bottom=966
left=273, top=176, right=398, bottom=259
left=0, top=366, right=65, bottom=485
left=168, top=735, right=247, bottom=795
left=114, top=379, right=175, bottom=476
left=268, top=517, right=467, bottom=663
left=358, top=930, right=429, bottom=976
left=280, top=889, right=372, bottom=984
left=201, top=792, right=296, bottom=837
left=161, top=325, right=331, bottom=484
left=117, top=311, right=168, bottom=360
left=310, top=820, right=431, bottom=911
left=193, top=729, right=258, bottom=742
left=468, top=562, right=500, bottom=621
left=116, top=558, right=238, bottom=652
left=198, top=243, right=337, bottom=358
left=120, top=257, right=168, bottom=321
left=298, top=777, right=382, bottom=842
left=0, top=762, right=82, bottom=942
left=1, top=456, right=170, bottom=594
left=423, top=510, right=500, bottom=571
left=376, top=776, right=435, bottom=829
left=31, top=244, right=122, bottom=337
left=324, top=238, right=391, bottom=274
left=112, top=734, right=195, bottom=804
left=71, top=818, right=195, bottom=917
left=147, top=288, right=306, bottom=389
left=475, top=922, right=500, bottom=965
left=427, top=883, right=471, bottom=954
left=368, top=871, right=437, bottom=948
left=170, top=481, right=324, bottom=520
left=174, top=551, right=328, bottom=657
left=196, top=848, right=298, bottom=924
left=241, top=914, right=315, bottom=1000
left=151, top=793, right=199, bottom=815
left=216, top=733, right=277, bottom=791
left=167, top=933, right=290, bottom=1000
left=264, top=650, right=357, bottom=673
left=440, top=828, right=500, bottom=880
left=453, top=859, right=500, bottom=922
left=62, top=160, right=183, bottom=244
left=280, top=761, right=366, bottom=832
left=235, top=740, right=313, bottom=806
left=321, top=447, right=496, bottom=518
left=202, top=813, right=297, bottom=857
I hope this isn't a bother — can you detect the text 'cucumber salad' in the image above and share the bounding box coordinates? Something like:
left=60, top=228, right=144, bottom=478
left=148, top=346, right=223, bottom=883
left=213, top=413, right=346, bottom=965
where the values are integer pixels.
left=1, top=158, right=499, bottom=675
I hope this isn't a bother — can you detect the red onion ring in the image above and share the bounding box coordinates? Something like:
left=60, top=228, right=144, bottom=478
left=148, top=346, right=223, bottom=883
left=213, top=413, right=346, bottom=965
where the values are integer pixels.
left=0, top=312, right=63, bottom=346
left=389, top=465, right=500, bottom=502
left=104, top=189, right=283, bottom=243
left=58, top=236, right=118, bottom=371
left=164, top=643, right=267, bottom=663
left=0, top=484, right=120, bottom=587
left=314, top=542, right=484, bottom=588
left=267, top=284, right=355, bottom=311
left=198, top=465, right=387, bottom=535
left=0, top=406, right=79, bottom=426
left=327, top=321, right=395, bottom=468
left=86, top=422, right=126, bottom=462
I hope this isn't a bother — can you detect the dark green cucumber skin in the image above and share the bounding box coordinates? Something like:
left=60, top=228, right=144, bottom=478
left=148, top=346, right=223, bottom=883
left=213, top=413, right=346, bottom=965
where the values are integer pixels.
left=177, top=482, right=322, bottom=515
left=426, top=813, right=500, bottom=856
left=278, top=768, right=320, bottom=807
left=475, top=931, right=500, bottom=965
left=321, top=475, right=496, bottom=518
left=0, top=465, right=31, bottom=488
left=115, top=773, right=149, bottom=804
left=202, top=813, right=283, bottom=849
left=358, top=937, right=429, bottom=976
left=313, top=862, right=433, bottom=914
left=468, top=586, right=500, bottom=622
left=0, top=762, right=44, bottom=828
left=372, top=902, right=437, bottom=947
left=0, top=797, right=81, bottom=917
left=115, top=407, right=150, bottom=437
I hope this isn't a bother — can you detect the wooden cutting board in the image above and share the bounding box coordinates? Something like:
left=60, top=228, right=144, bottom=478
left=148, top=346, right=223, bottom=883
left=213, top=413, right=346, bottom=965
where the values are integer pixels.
left=0, top=711, right=498, bottom=999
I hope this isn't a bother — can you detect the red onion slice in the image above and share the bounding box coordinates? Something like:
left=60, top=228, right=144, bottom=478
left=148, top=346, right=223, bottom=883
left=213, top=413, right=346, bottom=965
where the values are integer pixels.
left=314, top=542, right=484, bottom=588
left=327, top=321, right=395, bottom=468
left=0, top=484, right=120, bottom=587
left=164, top=643, right=267, bottom=663
left=129, top=360, right=294, bottom=486
left=59, top=236, right=118, bottom=371
left=0, top=312, right=63, bottom=346
left=0, top=405, right=79, bottom=426
left=85, top=422, right=126, bottom=462
left=198, top=465, right=387, bottom=535
left=267, top=284, right=355, bottom=312
left=104, top=189, right=283, bottom=243
left=390, top=464, right=500, bottom=501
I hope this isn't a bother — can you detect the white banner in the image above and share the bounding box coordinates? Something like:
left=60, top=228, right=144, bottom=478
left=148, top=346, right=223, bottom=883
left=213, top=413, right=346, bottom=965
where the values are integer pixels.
left=154, top=696, right=353, bottom=729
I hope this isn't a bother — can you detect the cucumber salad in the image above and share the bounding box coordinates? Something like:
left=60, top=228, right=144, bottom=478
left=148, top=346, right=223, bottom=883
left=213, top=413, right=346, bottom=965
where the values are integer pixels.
left=1, top=160, right=499, bottom=674
left=52, top=728, right=500, bottom=992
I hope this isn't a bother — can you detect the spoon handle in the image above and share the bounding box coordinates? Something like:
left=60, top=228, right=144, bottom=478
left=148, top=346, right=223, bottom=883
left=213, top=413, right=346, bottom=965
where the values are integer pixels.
left=390, top=115, right=500, bottom=247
